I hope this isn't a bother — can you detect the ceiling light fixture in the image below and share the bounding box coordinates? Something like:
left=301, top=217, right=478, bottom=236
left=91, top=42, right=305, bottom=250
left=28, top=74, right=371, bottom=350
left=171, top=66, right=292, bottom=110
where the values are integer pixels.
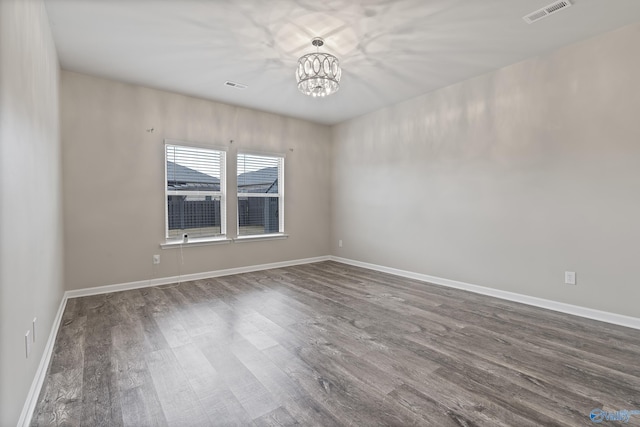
left=296, top=37, right=341, bottom=98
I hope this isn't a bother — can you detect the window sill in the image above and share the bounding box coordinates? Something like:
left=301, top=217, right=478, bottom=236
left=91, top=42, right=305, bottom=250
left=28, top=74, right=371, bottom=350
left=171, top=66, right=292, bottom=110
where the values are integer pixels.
left=233, top=233, right=289, bottom=243
left=160, top=237, right=232, bottom=249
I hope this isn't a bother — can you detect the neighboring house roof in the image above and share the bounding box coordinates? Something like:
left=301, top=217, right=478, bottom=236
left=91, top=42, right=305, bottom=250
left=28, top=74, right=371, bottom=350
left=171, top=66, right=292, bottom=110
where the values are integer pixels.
left=237, top=166, right=278, bottom=193
left=167, top=161, right=219, bottom=190
left=167, top=161, right=219, bottom=184
left=237, top=166, right=277, bottom=186
left=167, top=161, right=278, bottom=193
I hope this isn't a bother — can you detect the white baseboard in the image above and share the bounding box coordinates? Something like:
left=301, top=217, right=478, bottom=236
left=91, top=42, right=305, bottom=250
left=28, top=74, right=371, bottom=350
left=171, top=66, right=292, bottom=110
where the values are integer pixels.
left=65, top=255, right=331, bottom=299
left=18, top=295, right=68, bottom=427
left=330, top=256, right=640, bottom=331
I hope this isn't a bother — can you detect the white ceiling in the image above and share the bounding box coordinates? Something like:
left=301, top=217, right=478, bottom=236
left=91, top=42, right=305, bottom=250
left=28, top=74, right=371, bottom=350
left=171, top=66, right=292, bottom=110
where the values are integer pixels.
left=44, top=0, right=640, bottom=125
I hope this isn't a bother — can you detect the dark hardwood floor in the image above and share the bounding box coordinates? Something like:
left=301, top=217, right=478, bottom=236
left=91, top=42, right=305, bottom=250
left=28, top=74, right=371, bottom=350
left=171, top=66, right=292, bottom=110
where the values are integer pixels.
left=31, top=261, right=640, bottom=426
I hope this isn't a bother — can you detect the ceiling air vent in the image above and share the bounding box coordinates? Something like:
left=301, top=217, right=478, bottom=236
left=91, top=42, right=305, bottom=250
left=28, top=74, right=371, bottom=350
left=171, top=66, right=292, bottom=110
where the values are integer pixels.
left=523, top=0, right=572, bottom=24
left=224, top=81, right=248, bottom=89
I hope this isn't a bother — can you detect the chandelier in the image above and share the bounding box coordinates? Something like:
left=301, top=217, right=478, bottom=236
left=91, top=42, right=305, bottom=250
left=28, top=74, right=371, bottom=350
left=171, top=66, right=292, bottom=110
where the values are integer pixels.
left=296, top=38, right=341, bottom=98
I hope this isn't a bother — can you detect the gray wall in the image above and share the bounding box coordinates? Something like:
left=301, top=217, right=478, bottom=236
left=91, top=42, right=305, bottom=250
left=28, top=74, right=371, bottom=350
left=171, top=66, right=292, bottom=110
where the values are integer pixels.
left=332, top=22, right=640, bottom=318
left=0, top=0, right=64, bottom=424
left=62, top=71, right=332, bottom=290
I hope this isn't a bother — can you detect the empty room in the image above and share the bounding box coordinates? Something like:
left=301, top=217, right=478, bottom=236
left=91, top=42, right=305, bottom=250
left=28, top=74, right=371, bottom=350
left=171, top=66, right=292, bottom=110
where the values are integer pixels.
left=2, top=0, right=640, bottom=425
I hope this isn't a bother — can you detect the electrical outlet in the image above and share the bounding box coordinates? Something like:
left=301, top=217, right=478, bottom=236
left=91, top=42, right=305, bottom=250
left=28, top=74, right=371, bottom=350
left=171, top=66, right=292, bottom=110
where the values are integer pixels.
left=153, top=254, right=160, bottom=265
left=25, top=331, right=32, bottom=358
left=565, top=271, right=576, bottom=285
left=338, top=239, right=343, bottom=248
left=32, top=317, right=37, bottom=342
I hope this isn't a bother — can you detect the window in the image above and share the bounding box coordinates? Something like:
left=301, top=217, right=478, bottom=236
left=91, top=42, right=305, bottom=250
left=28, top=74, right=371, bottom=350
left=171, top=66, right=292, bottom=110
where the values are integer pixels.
left=165, top=142, right=226, bottom=241
left=237, top=153, right=284, bottom=236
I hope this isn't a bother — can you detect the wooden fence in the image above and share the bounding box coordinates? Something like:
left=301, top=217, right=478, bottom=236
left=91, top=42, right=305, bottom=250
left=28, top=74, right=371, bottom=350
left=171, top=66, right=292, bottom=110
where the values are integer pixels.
left=168, top=198, right=220, bottom=230
left=168, top=197, right=279, bottom=233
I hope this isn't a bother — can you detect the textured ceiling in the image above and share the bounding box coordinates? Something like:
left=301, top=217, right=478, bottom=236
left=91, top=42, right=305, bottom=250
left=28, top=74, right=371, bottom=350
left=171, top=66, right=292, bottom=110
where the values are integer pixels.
left=44, top=0, right=640, bottom=125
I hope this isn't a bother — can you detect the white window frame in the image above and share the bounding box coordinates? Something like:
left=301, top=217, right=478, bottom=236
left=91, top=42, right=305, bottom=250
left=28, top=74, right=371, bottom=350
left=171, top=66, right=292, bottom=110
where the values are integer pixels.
left=236, top=151, right=285, bottom=239
left=163, top=140, right=227, bottom=246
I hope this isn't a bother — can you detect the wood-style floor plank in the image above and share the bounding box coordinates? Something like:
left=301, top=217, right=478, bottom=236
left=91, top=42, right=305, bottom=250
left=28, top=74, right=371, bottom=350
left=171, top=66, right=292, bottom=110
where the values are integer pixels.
left=145, top=348, right=211, bottom=426
left=31, top=261, right=640, bottom=426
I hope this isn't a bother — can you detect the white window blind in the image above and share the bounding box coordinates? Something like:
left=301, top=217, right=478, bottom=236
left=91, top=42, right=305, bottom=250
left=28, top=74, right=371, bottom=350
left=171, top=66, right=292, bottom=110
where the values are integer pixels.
left=237, top=153, right=284, bottom=236
left=165, top=143, right=226, bottom=240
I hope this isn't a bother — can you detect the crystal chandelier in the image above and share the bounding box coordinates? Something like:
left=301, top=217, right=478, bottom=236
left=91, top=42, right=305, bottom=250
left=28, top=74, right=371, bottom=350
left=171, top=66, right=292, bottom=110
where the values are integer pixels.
left=296, top=38, right=341, bottom=98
